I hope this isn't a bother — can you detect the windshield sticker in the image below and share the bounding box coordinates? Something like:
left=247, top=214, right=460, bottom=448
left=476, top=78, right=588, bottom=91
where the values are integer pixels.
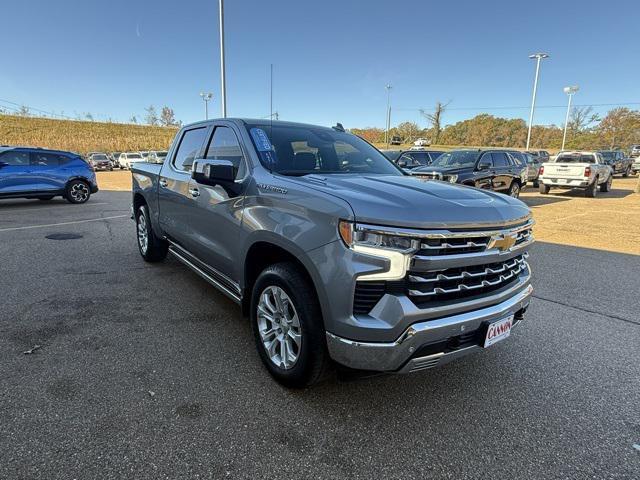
left=250, top=128, right=273, bottom=152
left=250, top=128, right=278, bottom=168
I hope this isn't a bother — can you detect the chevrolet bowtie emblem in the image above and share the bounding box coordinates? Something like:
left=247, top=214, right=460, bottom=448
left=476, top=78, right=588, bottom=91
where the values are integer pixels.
left=488, top=233, right=518, bottom=252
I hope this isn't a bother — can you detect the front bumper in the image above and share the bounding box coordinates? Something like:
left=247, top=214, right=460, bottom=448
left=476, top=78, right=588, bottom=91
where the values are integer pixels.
left=326, top=283, right=532, bottom=373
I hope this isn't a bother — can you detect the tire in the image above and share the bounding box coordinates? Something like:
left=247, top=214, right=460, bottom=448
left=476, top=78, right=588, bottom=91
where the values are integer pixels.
left=135, top=205, right=168, bottom=262
left=585, top=179, right=598, bottom=198
left=532, top=180, right=539, bottom=188
left=600, top=175, right=612, bottom=192
left=65, top=179, right=91, bottom=204
left=38, top=196, right=55, bottom=201
left=539, top=183, right=550, bottom=194
left=622, top=167, right=629, bottom=177
left=250, top=262, right=331, bottom=388
left=507, top=181, right=521, bottom=198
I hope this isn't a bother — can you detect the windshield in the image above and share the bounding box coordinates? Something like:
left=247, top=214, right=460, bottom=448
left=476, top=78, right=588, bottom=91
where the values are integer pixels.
left=556, top=154, right=595, bottom=163
left=429, top=150, right=479, bottom=168
left=244, top=124, right=403, bottom=176
left=92, top=154, right=108, bottom=160
left=128, top=153, right=142, bottom=159
left=598, top=151, right=615, bottom=160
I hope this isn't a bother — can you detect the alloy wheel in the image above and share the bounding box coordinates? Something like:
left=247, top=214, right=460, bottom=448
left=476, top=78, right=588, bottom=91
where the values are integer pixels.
left=70, top=182, right=89, bottom=202
left=137, top=211, right=149, bottom=254
left=257, top=286, right=302, bottom=370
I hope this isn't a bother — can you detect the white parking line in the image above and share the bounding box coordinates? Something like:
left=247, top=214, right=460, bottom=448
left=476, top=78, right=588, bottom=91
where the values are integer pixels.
left=0, top=215, right=129, bottom=232
left=0, top=202, right=110, bottom=213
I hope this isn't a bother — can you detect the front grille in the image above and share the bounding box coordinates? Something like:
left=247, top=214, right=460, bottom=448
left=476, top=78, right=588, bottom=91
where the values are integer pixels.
left=408, top=254, right=528, bottom=305
left=416, top=225, right=533, bottom=257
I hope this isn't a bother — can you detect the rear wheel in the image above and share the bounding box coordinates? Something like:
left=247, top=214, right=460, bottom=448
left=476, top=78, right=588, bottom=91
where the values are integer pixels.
left=135, top=205, right=168, bottom=262
left=585, top=179, right=598, bottom=198
left=532, top=180, right=539, bottom=188
left=250, top=262, right=331, bottom=388
left=65, top=180, right=91, bottom=204
left=539, top=184, right=550, bottom=194
left=622, top=166, right=630, bottom=177
left=600, top=175, right=612, bottom=192
left=507, top=181, right=521, bottom=198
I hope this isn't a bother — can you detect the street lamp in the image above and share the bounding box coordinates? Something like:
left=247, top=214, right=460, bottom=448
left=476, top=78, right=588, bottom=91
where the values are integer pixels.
left=561, top=86, right=579, bottom=151
left=200, top=92, right=213, bottom=119
left=385, top=84, right=392, bottom=147
left=526, top=52, right=549, bottom=150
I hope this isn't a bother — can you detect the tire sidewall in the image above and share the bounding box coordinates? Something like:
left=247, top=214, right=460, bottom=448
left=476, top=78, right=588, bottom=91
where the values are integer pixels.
left=136, top=205, right=151, bottom=259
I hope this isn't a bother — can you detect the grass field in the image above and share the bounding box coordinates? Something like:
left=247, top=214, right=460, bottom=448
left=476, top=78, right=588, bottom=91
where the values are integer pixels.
left=0, top=114, right=177, bottom=154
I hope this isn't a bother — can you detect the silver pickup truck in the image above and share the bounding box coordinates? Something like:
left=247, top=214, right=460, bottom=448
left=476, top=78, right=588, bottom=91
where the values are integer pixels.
left=538, top=151, right=613, bottom=197
left=131, top=119, right=534, bottom=387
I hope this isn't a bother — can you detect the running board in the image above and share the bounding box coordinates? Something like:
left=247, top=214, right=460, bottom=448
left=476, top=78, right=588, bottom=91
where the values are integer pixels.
left=168, top=246, right=242, bottom=304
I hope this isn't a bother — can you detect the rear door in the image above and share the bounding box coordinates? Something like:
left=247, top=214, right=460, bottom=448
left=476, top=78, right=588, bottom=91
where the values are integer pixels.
left=29, top=151, right=69, bottom=192
left=490, top=151, right=511, bottom=192
left=0, top=150, right=33, bottom=193
left=157, top=125, right=211, bottom=251
left=474, top=152, right=494, bottom=189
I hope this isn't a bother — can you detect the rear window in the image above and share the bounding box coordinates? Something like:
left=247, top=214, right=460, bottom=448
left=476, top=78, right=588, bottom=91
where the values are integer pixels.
left=599, top=151, right=615, bottom=160
left=556, top=154, right=595, bottom=163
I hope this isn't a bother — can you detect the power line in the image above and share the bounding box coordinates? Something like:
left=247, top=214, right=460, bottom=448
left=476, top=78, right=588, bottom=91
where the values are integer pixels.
left=0, top=98, right=75, bottom=120
left=394, top=102, right=640, bottom=112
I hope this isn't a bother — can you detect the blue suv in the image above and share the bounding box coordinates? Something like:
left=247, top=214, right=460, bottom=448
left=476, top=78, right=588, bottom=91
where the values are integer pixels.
left=0, top=147, right=98, bottom=203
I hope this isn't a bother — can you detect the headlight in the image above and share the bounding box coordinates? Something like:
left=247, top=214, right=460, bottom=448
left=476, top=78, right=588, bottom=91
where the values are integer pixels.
left=339, top=221, right=415, bottom=281
left=447, top=175, right=458, bottom=183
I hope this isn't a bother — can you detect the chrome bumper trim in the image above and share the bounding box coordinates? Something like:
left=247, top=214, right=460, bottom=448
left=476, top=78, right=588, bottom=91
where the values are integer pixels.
left=326, top=283, right=533, bottom=372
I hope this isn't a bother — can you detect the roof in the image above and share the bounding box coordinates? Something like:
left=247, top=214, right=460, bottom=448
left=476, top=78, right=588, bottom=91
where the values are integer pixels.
left=181, top=117, right=339, bottom=132
left=0, top=145, right=79, bottom=155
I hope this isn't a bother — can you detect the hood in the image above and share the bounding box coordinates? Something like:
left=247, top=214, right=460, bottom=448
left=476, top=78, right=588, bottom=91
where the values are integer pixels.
left=411, top=166, right=467, bottom=175
left=289, top=174, right=531, bottom=229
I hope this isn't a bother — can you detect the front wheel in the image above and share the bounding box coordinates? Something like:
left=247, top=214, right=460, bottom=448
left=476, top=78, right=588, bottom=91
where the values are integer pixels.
left=250, top=262, right=331, bottom=388
left=65, top=180, right=91, bottom=204
left=135, top=205, right=168, bottom=262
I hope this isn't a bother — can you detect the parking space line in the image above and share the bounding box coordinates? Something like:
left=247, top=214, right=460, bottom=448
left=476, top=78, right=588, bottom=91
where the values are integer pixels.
left=0, top=202, right=110, bottom=213
left=0, top=215, right=129, bottom=232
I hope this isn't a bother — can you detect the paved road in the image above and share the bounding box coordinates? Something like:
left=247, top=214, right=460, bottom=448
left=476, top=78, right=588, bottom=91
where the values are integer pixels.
left=1, top=191, right=638, bottom=479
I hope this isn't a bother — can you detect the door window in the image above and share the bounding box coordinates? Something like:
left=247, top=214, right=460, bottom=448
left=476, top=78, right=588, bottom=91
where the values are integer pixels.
left=205, top=126, right=246, bottom=179
left=478, top=153, right=493, bottom=167
left=491, top=152, right=510, bottom=167
left=173, top=127, right=208, bottom=172
left=31, top=152, right=64, bottom=167
left=0, top=150, right=30, bottom=166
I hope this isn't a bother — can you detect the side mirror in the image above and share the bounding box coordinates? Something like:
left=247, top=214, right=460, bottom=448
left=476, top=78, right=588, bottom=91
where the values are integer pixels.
left=477, top=161, right=491, bottom=171
left=191, top=158, right=236, bottom=186
left=397, top=159, right=407, bottom=168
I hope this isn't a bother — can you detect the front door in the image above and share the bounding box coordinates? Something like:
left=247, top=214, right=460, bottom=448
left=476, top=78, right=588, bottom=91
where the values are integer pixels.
left=490, top=151, right=512, bottom=192
left=0, top=150, right=33, bottom=193
left=187, top=123, right=247, bottom=283
left=157, top=125, right=210, bottom=252
left=474, top=152, right=494, bottom=189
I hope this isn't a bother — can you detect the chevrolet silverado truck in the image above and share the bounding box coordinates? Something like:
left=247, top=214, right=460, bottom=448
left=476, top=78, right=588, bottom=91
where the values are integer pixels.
left=131, top=119, right=534, bottom=387
left=538, top=151, right=613, bottom=197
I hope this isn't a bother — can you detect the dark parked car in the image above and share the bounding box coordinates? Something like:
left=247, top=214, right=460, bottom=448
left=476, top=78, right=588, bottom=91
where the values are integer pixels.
left=0, top=146, right=98, bottom=203
left=526, top=150, right=550, bottom=163
left=88, top=153, right=114, bottom=171
left=411, top=149, right=527, bottom=198
left=390, top=135, right=402, bottom=145
left=381, top=149, right=444, bottom=170
left=597, top=150, right=632, bottom=176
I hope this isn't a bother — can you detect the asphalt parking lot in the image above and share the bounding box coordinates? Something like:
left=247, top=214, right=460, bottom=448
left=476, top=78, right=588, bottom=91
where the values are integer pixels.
left=1, top=187, right=639, bottom=479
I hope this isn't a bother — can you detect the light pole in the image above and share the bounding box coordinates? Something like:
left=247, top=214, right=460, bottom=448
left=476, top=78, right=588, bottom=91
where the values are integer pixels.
left=218, top=0, right=227, bottom=117
left=385, top=84, right=392, bottom=147
left=200, top=92, right=213, bottom=119
left=561, top=86, right=579, bottom=151
left=526, top=52, right=549, bottom=150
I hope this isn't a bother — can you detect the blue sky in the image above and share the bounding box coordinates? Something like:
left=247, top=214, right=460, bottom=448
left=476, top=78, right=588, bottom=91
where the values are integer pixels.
left=1, top=0, right=638, bottom=129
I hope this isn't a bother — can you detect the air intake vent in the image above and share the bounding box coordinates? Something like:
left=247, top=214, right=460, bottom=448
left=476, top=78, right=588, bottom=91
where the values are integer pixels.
left=353, top=282, right=386, bottom=314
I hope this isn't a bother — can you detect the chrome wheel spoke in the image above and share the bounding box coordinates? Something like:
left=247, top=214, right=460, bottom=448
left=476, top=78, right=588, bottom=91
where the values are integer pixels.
left=287, top=329, right=301, bottom=348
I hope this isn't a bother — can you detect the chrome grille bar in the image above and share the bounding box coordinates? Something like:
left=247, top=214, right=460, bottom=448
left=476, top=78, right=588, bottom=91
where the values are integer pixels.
left=409, top=255, right=527, bottom=283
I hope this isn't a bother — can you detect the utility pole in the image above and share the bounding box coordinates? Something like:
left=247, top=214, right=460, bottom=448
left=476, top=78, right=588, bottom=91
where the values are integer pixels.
left=200, top=92, right=213, bottom=119
left=561, top=86, right=579, bottom=151
left=219, top=0, right=227, bottom=117
left=385, top=84, right=392, bottom=147
left=526, top=53, right=549, bottom=150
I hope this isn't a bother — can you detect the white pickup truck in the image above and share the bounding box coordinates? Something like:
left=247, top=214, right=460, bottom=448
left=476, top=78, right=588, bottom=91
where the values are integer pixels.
left=538, top=151, right=613, bottom=198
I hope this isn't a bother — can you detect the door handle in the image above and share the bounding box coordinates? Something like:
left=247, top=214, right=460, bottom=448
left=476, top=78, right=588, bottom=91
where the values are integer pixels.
left=189, top=188, right=200, bottom=198
left=159, top=179, right=168, bottom=188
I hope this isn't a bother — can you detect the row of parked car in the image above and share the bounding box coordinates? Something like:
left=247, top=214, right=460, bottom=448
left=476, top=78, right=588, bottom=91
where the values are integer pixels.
left=382, top=146, right=638, bottom=198
left=86, top=150, right=168, bottom=171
